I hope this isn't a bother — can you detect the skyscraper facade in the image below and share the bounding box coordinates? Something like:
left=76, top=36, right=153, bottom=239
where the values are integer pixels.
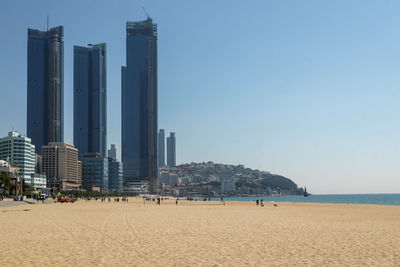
left=73, top=43, right=107, bottom=158
left=121, top=18, right=158, bottom=193
left=158, top=129, right=165, bottom=167
left=167, top=132, right=176, bottom=167
left=27, top=26, right=64, bottom=154
left=108, top=144, right=117, bottom=159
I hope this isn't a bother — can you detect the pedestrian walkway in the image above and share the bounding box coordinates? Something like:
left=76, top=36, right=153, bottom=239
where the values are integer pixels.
left=0, top=199, right=27, bottom=208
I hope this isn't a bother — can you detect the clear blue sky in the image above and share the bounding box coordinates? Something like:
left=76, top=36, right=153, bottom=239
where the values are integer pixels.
left=1, top=0, right=399, bottom=194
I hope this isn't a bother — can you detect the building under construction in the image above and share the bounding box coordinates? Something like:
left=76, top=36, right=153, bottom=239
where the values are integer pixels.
left=121, top=18, right=158, bottom=193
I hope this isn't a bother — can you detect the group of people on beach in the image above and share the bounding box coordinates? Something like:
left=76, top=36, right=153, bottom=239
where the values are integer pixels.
left=256, top=199, right=278, bottom=207
left=143, top=196, right=167, bottom=205
left=84, top=197, right=128, bottom=202
left=141, top=196, right=227, bottom=206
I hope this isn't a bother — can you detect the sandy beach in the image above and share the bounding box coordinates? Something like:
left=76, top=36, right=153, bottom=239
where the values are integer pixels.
left=0, top=198, right=399, bottom=266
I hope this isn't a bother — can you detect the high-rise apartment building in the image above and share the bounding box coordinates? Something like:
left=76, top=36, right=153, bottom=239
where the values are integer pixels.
left=108, top=144, right=117, bottom=159
left=158, top=129, right=165, bottom=167
left=167, top=132, right=176, bottom=167
left=121, top=18, right=158, bottom=193
left=81, top=153, right=108, bottom=191
left=222, top=178, right=235, bottom=193
left=0, top=131, right=35, bottom=181
left=42, top=142, right=81, bottom=190
left=73, top=43, right=107, bottom=158
left=27, top=26, right=64, bottom=154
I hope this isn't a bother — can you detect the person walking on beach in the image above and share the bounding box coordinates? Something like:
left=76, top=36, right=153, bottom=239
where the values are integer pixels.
left=256, top=199, right=259, bottom=206
left=176, top=198, right=178, bottom=205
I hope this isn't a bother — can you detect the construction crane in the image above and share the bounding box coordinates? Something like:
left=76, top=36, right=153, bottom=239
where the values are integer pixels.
left=142, top=6, right=151, bottom=19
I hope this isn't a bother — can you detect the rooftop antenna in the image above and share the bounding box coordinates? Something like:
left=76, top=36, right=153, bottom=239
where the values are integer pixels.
left=142, top=6, right=150, bottom=19
left=47, top=14, right=49, bottom=31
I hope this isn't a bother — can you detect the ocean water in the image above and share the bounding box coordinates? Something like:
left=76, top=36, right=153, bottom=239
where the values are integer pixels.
left=211, top=194, right=400, bottom=206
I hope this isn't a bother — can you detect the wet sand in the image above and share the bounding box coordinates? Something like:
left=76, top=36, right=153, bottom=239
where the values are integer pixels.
left=0, top=198, right=399, bottom=266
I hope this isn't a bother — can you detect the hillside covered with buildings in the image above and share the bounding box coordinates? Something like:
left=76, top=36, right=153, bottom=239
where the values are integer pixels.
left=159, top=162, right=304, bottom=197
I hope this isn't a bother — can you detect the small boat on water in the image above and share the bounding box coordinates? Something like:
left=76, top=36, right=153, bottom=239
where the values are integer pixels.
left=304, top=187, right=310, bottom=197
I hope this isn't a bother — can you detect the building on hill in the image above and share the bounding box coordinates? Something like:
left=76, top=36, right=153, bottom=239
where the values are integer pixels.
left=221, top=179, right=235, bottom=193
left=159, top=171, right=169, bottom=185
left=169, top=173, right=178, bottom=186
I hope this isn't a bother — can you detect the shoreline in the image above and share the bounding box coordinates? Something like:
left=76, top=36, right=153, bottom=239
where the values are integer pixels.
left=2, top=198, right=400, bottom=209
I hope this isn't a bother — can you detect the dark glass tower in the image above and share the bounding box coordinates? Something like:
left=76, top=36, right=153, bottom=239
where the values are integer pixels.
left=121, top=18, right=158, bottom=193
left=167, top=132, right=176, bottom=167
left=27, top=26, right=64, bottom=154
left=158, top=129, right=165, bottom=167
left=73, top=43, right=107, bottom=158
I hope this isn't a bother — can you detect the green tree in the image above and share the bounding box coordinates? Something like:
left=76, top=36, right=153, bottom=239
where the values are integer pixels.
left=23, top=182, right=34, bottom=195
left=0, top=172, right=12, bottom=196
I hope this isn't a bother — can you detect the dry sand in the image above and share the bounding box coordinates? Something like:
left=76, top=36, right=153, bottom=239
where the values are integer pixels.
left=0, top=198, right=399, bottom=266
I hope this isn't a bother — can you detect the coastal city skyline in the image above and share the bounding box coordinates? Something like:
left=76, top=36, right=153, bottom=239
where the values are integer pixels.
left=1, top=2, right=399, bottom=266
left=1, top=1, right=400, bottom=194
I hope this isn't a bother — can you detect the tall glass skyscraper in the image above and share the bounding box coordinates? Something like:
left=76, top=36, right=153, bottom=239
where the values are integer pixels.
left=121, top=18, right=158, bottom=193
left=167, top=132, right=176, bottom=167
left=158, top=129, right=165, bottom=167
left=27, top=26, right=64, bottom=154
left=73, top=43, right=107, bottom=158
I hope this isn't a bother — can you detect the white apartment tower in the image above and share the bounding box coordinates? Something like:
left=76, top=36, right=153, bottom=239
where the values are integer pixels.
left=0, top=131, right=35, bottom=181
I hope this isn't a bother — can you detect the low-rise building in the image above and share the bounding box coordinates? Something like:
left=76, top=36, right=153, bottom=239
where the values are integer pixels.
left=108, top=157, right=123, bottom=192
left=169, top=173, right=178, bottom=186
left=82, top=153, right=108, bottom=191
left=0, top=160, right=16, bottom=176
left=30, top=173, right=46, bottom=189
left=222, top=179, right=235, bottom=193
left=159, top=171, right=170, bottom=185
